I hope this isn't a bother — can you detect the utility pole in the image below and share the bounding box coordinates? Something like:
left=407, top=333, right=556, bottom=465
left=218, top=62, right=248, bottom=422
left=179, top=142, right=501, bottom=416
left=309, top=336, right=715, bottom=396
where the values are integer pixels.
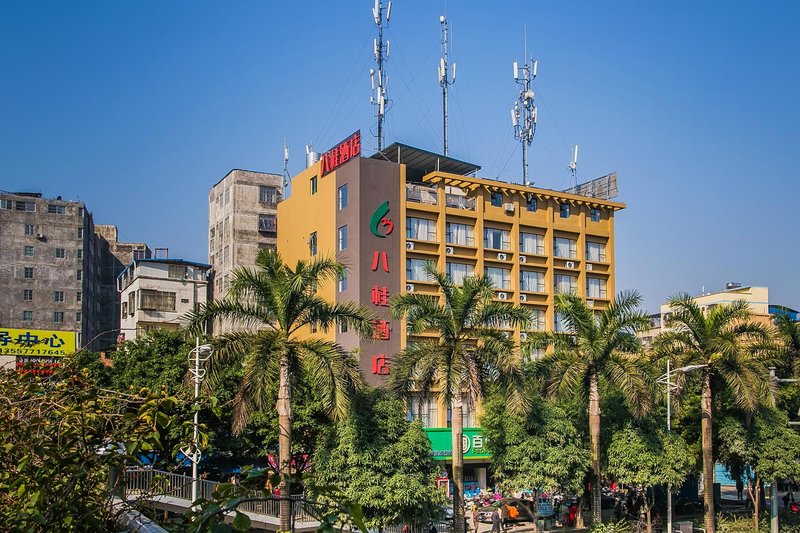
left=666, top=360, right=673, bottom=533
left=370, top=0, right=391, bottom=151
left=769, top=367, right=798, bottom=533
left=511, top=57, right=538, bottom=186
left=438, top=15, right=456, bottom=156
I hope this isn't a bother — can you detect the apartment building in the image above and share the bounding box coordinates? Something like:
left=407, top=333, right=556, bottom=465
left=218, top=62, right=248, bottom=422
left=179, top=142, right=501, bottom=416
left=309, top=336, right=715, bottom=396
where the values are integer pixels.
left=117, top=258, right=210, bottom=340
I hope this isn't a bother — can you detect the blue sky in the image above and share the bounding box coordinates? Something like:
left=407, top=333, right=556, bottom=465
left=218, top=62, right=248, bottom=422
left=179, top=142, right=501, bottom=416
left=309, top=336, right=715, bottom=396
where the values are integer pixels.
left=1, top=1, right=798, bottom=312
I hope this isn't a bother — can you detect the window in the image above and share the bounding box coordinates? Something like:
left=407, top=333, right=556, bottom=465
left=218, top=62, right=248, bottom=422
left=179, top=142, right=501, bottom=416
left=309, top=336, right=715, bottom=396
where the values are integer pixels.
left=121, top=302, right=128, bottom=317
left=76, top=312, right=82, bottom=322
left=25, top=224, right=35, bottom=236
left=555, top=274, right=578, bottom=295
left=490, top=191, right=503, bottom=207
left=338, top=225, right=348, bottom=251
left=24, top=267, right=34, bottom=279
left=559, top=203, right=570, bottom=218
left=519, top=232, right=545, bottom=255
left=446, top=262, right=474, bottom=286
left=23, top=310, right=33, bottom=321
left=587, top=277, right=608, bottom=299
left=259, top=186, right=277, bottom=205
left=530, top=309, right=546, bottom=331
left=338, top=320, right=348, bottom=334
left=447, top=396, right=476, bottom=428
left=77, top=291, right=82, bottom=302
left=224, top=188, right=230, bottom=205
left=407, top=393, right=438, bottom=428
left=24, top=245, right=34, bottom=257
left=446, top=222, right=474, bottom=246
left=485, top=267, right=511, bottom=290
left=525, top=195, right=537, bottom=212
left=128, top=291, right=136, bottom=314
left=55, top=248, right=65, bottom=258
left=140, top=289, right=176, bottom=312
left=338, top=272, right=348, bottom=292
left=310, top=176, right=318, bottom=195
left=0, top=199, right=10, bottom=209
left=77, top=249, right=83, bottom=259
left=406, top=217, right=437, bottom=241
left=554, top=237, right=577, bottom=258
left=586, top=241, right=607, bottom=262
left=209, top=227, right=215, bottom=250
left=310, top=322, right=318, bottom=334
left=132, top=248, right=146, bottom=260
left=77, top=227, right=84, bottom=239
left=406, top=259, right=431, bottom=281
left=47, top=204, right=66, bottom=214
left=78, top=207, right=84, bottom=218
left=54, top=291, right=65, bottom=302
left=169, top=265, right=186, bottom=279
left=53, top=311, right=64, bottom=323
left=23, top=289, right=33, bottom=301
left=520, top=270, right=545, bottom=293
left=590, top=208, right=601, bottom=222
left=484, top=227, right=510, bottom=250
left=259, top=214, right=277, bottom=233
left=309, top=232, right=317, bottom=256
left=258, top=242, right=277, bottom=252
left=338, top=184, right=348, bottom=210
left=555, top=313, right=569, bottom=333
left=76, top=270, right=83, bottom=281
left=16, top=201, right=35, bottom=212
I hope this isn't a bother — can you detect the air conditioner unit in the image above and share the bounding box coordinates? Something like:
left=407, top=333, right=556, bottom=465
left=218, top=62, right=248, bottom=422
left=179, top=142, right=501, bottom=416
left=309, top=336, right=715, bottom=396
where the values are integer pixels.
left=586, top=263, right=593, bottom=271
left=406, top=241, right=415, bottom=251
left=497, top=292, right=508, bottom=301
left=587, top=299, right=595, bottom=308
left=519, top=332, right=528, bottom=341
left=503, top=202, right=515, bottom=213
left=519, top=255, right=527, bottom=264
left=36, top=232, right=45, bottom=239
left=405, top=283, right=415, bottom=292
left=519, top=294, right=527, bottom=302
left=497, top=252, right=507, bottom=261
left=565, top=261, right=575, bottom=269
left=445, top=246, right=454, bottom=255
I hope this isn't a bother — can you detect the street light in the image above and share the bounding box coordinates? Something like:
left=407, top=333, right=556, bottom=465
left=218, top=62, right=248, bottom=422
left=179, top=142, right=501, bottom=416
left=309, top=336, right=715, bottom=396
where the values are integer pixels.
left=657, top=362, right=708, bottom=533
left=180, top=338, right=213, bottom=510
left=768, top=367, right=798, bottom=533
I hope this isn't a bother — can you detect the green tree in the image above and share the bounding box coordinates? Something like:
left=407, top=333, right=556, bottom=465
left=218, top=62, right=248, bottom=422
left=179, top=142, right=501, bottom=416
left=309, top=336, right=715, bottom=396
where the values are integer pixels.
left=775, top=313, right=800, bottom=377
left=654, top=295, right=771, bottom=533
left=314, top=388, right=447, bottom=530
left=531, top=291, right=652, bottom=524
left=606, top=424, right=693, bottom=533
left=482, top=390, right=589, bottom=531
left=186, top=250, right=374, bottom=531
left=389, top=265, right=530, bottom=533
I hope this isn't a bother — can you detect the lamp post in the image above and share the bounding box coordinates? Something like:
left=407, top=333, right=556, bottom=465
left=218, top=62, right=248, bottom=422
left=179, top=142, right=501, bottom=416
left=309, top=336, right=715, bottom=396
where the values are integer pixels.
left=180, top=338, right=213, bottom=509
left=768, top=367, right=798, bottom=533
left=657, top=362, right=708, bottom=533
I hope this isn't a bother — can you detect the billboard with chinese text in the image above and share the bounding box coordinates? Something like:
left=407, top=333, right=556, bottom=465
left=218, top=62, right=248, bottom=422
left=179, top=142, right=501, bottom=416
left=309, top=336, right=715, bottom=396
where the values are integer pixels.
left=425, top=427, right=491, bottom=461
left=0, top=328, right=78, bottom=357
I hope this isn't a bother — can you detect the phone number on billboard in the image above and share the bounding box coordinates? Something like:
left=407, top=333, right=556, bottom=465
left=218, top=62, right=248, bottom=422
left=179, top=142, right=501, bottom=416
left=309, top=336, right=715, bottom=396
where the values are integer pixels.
left=1, top=347, right=69, bottom=356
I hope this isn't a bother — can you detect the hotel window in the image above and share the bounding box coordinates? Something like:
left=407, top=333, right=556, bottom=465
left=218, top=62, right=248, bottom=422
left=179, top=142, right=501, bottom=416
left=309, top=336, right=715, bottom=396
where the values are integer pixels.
left=24, top=245, right=34, bottom=257
left=140, top=289, right=176, bottom=312
left=338, top=272, right=348, bottom=292
left=406, top=259, right=431, bottom=281
left=485, top=267, right=511, bottom=290
left=259, top=185, right=277, bottom=205
left=446, top=262, right=474, bottom=286
left=530, top=309, right=546, bottom=331
left=338, top=225, right=348, bottom=251
left=309, top=232, right=318, bottom=256
left=484, top=227, right=510, bottom=250
left=519, top=232, right=545, bottom=255
left=338, top=184, right=348, bottom=210
left=24, top=267, right=34, bottom=279
left=525, top=195, right=537, bottom=212
left=555, top=274, right=578, bottom=295
left=490, top=191, right=503, bottom=207
left=407, top=393, right=438, bottom=428
left=406, top=217, right=437, bottom=241
left=23, top=289, right=33, bottom=301
left=586, top=241, right=607, bottom=262
left=590, top=208, right=601, bottom=222
left=23, top=310, right=33, bottom=321
left=554, top=237, right=577, bottom=259
left=587, top=277, right=608, bottom=299
left=310, top=175, right=318, bottom=195
left=25, top=224, right=35, bottom=236
left=54, top=311, right=64, bottom=323
left=446, top=222, right=474, bottom=246
left=47, top=204, right=66, bottom=214
left=520, top=270, right=545, bottom=293
left=559, top=203, right=570, bottom=218
left=54, top=291, right=65, bottom=303
left=55, top=248, right=65, bottom=259
left=16, top=201, right=35, bottom=212
left=554, top=312, right=569, bottom=333
left=447, top=396, right=476, bottom=428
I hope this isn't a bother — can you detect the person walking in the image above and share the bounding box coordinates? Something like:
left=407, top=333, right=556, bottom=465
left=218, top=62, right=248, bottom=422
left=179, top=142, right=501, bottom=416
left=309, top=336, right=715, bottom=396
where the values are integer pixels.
left=472, top=504, right=479, bottom=532
left=499, top=504, right=508, bottom=531
left=490, top=509, right=501, bottom=533
left=736, top=478, right=744, bottom=500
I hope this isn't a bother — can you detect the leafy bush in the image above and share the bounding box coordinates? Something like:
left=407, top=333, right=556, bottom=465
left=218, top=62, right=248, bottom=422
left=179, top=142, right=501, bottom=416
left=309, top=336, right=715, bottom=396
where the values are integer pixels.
left=590, top=520, right=632, bottom=533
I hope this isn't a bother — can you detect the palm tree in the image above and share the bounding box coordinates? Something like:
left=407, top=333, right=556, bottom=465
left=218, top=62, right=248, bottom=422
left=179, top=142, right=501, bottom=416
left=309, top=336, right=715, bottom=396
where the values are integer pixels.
left=653, top=294, right=772, bottom=533
left=774, top=312, right=800, bottom=377
left=187, top=250, right=374, bottom=531
left=388, top=265, right=530, bottom=533
left=530, top=290, right=652, bottom=525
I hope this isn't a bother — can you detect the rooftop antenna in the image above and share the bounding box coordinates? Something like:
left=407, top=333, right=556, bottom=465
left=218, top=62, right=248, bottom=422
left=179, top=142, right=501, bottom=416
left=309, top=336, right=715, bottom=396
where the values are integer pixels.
left=370, top=0, right=391, bottom=151
left=439, top=15, right=456, bottom=156
left=569, top=144, right=578, bottom=193
left=282, top=138, right=290, bottom=188
left=511, top=27, right=538, bottom=187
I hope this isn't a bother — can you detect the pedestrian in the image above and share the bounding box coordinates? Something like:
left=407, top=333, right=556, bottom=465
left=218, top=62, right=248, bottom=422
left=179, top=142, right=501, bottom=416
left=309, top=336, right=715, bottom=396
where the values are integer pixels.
left=472, top=504, right=479, bottom=533
left=784, top=491, right=791, bottom=510
left=499, top=504, right=508, bottom=531
left=736, top=478, right=744, bottom=500
left=428, top=522, right=437, bottom=533
left=490, top=509, right=501, bottom=533
left=402, top=524, right=410, bottom=533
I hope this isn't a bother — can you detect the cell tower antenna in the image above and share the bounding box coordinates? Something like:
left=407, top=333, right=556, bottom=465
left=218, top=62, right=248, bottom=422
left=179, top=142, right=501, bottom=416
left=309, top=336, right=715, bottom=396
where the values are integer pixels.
left=510, top=35, right=538, bottom=187
left=569, top=144, right=579, bottom=193
left=283, top=138, right=290, bottom=188
left=439, top=15, right=456, bottom=156
left=370, top=0, right=391, bottom=151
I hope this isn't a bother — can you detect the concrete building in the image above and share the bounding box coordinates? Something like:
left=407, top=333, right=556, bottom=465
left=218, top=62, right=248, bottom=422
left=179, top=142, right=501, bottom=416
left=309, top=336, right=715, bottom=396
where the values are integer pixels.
left=117, top=258, right=210, bottom=340
left=208, top=169, right=283, bottom=332
left=277, top=136, right=625, bottom=492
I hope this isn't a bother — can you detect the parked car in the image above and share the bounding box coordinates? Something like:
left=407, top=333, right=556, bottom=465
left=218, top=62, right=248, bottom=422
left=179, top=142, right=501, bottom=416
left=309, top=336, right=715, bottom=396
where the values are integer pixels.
left=478, top=498, right=536, bottom=523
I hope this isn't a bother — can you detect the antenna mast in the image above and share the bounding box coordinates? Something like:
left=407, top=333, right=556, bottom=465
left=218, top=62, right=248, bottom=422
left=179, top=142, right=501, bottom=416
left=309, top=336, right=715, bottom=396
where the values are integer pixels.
left=283, top=139, right=290, bottom=188
left=439, top=15, right=456, bottom=156
left=569, top=144, right=578, bottom=193
left=511, top=55, right=538, bottom=186
left=370, top=0, right=391, bottom=151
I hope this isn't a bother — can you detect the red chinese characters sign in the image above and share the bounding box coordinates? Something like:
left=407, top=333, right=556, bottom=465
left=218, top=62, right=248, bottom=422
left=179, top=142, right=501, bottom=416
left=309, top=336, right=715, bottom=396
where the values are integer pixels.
left=368, top=199, right=394, bottom=376
left=320, top=130, right=361, bottom=177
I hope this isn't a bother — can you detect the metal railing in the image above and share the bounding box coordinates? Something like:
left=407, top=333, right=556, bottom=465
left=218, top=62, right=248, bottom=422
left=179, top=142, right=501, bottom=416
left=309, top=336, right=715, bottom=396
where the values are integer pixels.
left=406, top=185, right=439, bottom=205
left=445, top=194, right=476, bottom=210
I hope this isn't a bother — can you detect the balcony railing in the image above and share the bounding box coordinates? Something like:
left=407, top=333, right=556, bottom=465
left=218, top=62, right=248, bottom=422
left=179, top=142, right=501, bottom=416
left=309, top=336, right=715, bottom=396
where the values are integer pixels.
left=406, top=184, right=438, bottom=205
left=445, top=193, right=476, bottom=210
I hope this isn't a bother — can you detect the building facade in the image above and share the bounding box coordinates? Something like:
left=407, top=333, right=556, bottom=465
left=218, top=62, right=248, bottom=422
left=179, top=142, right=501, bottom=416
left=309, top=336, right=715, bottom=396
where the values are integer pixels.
left=117, top=258, right=210, bottom=340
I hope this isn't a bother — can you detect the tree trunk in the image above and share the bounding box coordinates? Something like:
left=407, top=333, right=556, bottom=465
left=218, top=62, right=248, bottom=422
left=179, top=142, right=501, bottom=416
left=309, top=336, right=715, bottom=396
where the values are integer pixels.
left=645, top=501, right=652, bottom=533
left=589, top=372, right=602, bottom=524
left=576, top=492, right=586, bottom=528
left=452, top=395, right=466, bottom=533
left=276, top=356, right=292, bottom=532
left=753, top=477, right=761, bottom=533
left=701, top=370, right=716, bottom=533
left=531, top=488, right=539, bottom=533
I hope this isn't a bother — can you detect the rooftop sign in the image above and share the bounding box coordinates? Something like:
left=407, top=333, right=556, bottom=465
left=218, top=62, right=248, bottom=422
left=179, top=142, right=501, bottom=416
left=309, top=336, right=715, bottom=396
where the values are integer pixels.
left=320, top=130, right=361, bottom=177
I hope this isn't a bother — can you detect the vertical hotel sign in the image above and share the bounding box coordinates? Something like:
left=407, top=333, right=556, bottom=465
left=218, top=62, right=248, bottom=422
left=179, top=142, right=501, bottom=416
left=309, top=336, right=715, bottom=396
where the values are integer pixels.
left=368, top=199, right=395, bottom=378
left=320, top=131, right=361, bottom=177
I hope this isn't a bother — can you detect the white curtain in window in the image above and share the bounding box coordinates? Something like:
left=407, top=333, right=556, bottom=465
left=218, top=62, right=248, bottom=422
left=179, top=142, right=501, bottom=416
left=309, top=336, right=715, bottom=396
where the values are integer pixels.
left=554, top=238, right=575, bottom=258
left=485, top=267, right=511, bottom=289
left=587, top=277, right=606, bottom=298
left=586, top=242, right=605, bottom=262
left=447, top=223, right=473, bottom=245
left=520, top=270, right=544, bottom=292
left=407, top=259, right=428, bottom=281
left=447, top=262, right=474, bottom=285
left=555, top=274, right=577, bottom=294
left=520, top=232, right=543, bottom=254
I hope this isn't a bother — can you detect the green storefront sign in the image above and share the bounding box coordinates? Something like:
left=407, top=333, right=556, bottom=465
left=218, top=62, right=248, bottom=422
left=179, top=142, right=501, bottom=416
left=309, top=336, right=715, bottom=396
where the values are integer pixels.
left=424, top=427, right=491, bottom=461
